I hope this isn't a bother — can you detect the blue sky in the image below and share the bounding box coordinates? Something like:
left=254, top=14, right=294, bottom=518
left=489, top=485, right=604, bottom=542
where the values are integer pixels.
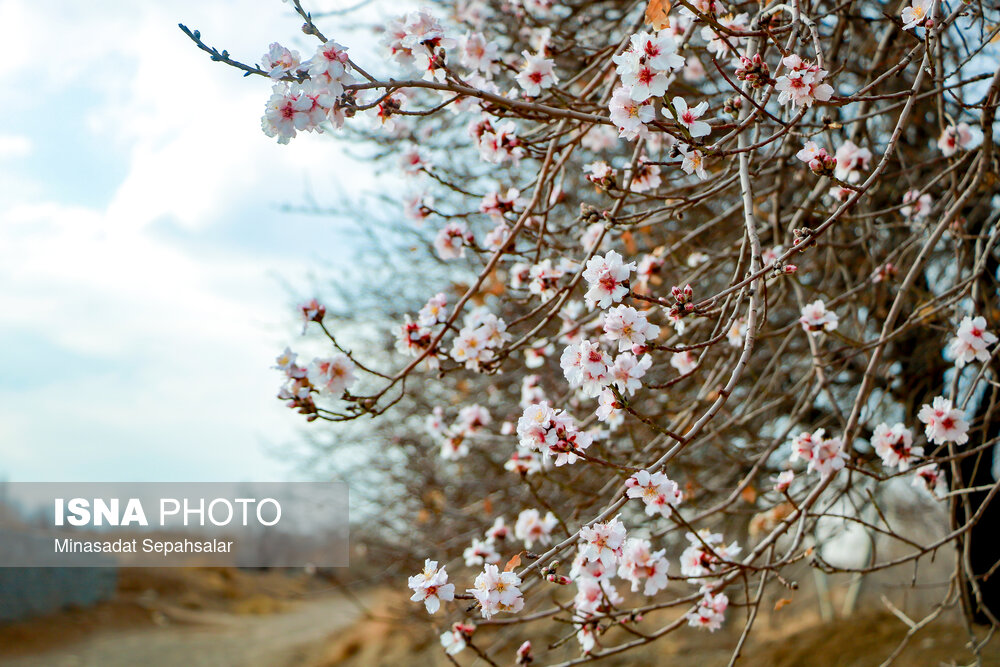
left=0, top=0, right=376, bottom=482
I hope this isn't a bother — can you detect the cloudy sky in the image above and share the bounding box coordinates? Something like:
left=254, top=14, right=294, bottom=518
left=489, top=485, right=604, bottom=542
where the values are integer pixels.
left=0, top=0, right=377, bottom=482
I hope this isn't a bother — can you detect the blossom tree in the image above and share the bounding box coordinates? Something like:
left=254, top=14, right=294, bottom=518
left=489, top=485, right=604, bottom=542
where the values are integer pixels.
left=186, top=0, right=1000, bottom=661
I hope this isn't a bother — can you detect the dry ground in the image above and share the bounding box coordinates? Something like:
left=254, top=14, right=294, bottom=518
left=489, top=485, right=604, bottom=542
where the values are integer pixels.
left=0, top=568, right=368, bottom=667
left=317, top=591, right=1000, bottom=667
left=3, top=568, right=999, bottom=667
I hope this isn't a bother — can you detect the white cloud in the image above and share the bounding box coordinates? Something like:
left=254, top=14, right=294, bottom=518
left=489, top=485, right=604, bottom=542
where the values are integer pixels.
left=0, top=0, right=375, bottom=482
left=0, top=134, right=31, bottom=159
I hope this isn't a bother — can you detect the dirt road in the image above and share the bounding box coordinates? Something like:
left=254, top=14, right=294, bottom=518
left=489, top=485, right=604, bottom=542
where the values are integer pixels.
left=0, top=593, right=363, bottom=667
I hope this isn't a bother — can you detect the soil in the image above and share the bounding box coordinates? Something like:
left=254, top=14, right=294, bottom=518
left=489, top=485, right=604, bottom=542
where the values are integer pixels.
left=317, top=597, right=1000, bottom=667
left=3, top=570, right=998, bottom=667
left=0, top=568, right=364, bottom=667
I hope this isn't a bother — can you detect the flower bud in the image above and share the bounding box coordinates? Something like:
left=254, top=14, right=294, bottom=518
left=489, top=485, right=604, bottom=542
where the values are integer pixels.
left=516, top=640, right=533, bottom=664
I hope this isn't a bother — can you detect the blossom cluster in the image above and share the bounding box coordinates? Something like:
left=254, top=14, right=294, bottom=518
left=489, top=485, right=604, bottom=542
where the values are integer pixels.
left=625, top=469, right=683, bottom=517
left=789, top=428, right=848, bottom=477
left=774, top=54, right=834, bottom=108
left=197, top=0, right=1000, bottom=660
left=516, top=402, right=593, bottom=466
left=469, top=563, right=525, bottom=619
left=428, top=403, right=492, bottom=460
left=260, top=40, right=355, bottom=143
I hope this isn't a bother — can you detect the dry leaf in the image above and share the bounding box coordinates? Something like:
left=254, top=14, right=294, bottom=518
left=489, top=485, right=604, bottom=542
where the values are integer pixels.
left=425, top=488, right=446, bottom=512
left=644, top=0, right=671, bottom=30
left=504, top=553, right=522, bottom=572
left=622, top=230, right=638, bottom=255
left=774, top=598, right=792, bottom=611
left=483, top=497, right=493, bottom=515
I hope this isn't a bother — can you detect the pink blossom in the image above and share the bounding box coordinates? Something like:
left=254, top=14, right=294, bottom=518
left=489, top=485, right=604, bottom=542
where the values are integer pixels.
left=774, top=55, right=834, bottom=108
left=626, top=31, right=685, bottom=72
left=584, top=160, right=616, bottom=188
left=679, top=144, right=708, bottom=179
left=463, top=537, right=500, bottom=566
left=516, top=402, right=593, bottom=465
left=617, top=538, right=670, bottom=595
left=579, top=516, right=627, bottom=570
left=901, top=0, right=932, bottom=30
left=516, top=641, right=533, bottom=665
left=399, top=145, right=430, bottom=175
left=670, top=350, right=697, bottom=376
left=789, top=428, right=847, bottom=476
left=799, top=300, right=838, bottom=334
left=684, top=56, right=706, bottom=81
left=417, top=292, right=448, bottom=327
left=611, top=352, right=651, bottom=395
left=528, top=259, right=565, bottom=299
left=408, top=559, right=456, bottom=614
left=680, top=530, right=741, bottom=580
left=440, top=622, right=473, bottom=655
left=468, top=564, right=524, bottom=619
left=261, top=82, right=334, bottom=144
left=561, top=339, right=611, bottom=395
left=630, top=160, right=662, bottom=192
left=306, top=40, right=354, bottom=94
left=307, top=355, right=356, bottom=395
left=460, top=32, right=498, bottom=74
left=524, top=340, right=554, bottom=369
left=810, top=436, right=848, bottom=477
left=596, top=388, right=624, bottom=426
left=700, top=13, right=749, bottom=56
left=603, top=305, right=660, bottom=351
left=609, top=86, right=655, bottom=140
left=505, top=447, right=543, bottom=475
left=918, top=396, right=969, bottom=445
left=636, top=253, right=665, bottom=288
left=515, top=508, right=559, bottom=548
left=937, top=123, right=974, bottom=157
left=790, top=428, right=825, bottom=464
left=515, top=51, right=558, bottom=97
left=625, top=469, right=683, bottom=517
left=948, top=316, right=997, bottom=367
left=273, top=347, right=297, bottom=371
left=872, top=423, right=922, bottom=471
left=261, top=42, right=301, bottom=79
left=396, top=316, right=434, bottom=359
left=671, top=96, right=711, bottom=138
left=773, top=470, right=795, bottom=493
left=434, top=221, right=473, bottom=259
left=583, top=250, right=635, bottom=309
left=480, top=187, right=522, bottom=218
left=913, top=463, right=948, bottom=497
left=572, top=576, right=623, bottom=618
left=834, top=140, right=872, bottom=182
left=686, top=589, right=729, bottom=631
left=901, top=189, right=933, bottom=220
left=477, top=122, right=525, bottom=164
